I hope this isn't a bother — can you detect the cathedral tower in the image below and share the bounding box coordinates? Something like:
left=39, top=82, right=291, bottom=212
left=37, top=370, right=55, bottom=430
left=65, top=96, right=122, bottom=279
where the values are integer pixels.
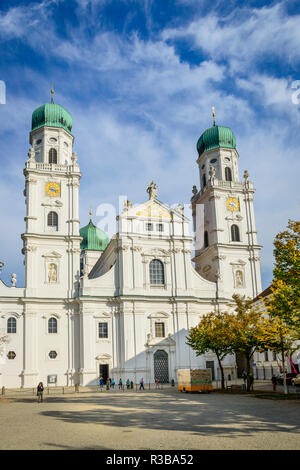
left=191, top=114, right=262, bottom=300
left=22, top=92, right=82, bottom=299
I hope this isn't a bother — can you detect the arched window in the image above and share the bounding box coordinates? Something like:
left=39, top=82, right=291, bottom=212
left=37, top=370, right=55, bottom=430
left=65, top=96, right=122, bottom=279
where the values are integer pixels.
left=231, top=224, right=240, bottom=242
left=225, top=167, right=232, bottom=182
left=48, top=317, right=57, bottom=334
left=7, top=317, right=17, bottom=334
left=47, top=211, right=58, bottom=229
left=149, top=259, right=165, bottom=285
left=49, top=148, right=57, bottom=164
left=202, top=173, right=206, bottom=188
left=204, top=231, right=209, bottom=248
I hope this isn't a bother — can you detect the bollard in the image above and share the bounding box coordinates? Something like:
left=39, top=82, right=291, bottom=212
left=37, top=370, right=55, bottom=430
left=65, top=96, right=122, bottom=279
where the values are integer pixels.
left=1, top=386, right=5, bottom=396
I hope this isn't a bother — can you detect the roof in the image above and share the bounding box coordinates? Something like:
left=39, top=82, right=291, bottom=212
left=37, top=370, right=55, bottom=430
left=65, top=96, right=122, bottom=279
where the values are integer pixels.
left=31, top=103, right=73, bottom=135
left=197, top=124, right=236, bottom=156
left=80, top=220, right=109, bottom=251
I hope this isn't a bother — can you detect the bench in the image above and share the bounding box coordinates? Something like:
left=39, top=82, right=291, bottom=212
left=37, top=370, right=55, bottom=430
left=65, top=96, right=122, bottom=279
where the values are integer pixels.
left=226, top=384, right=243, bottom=390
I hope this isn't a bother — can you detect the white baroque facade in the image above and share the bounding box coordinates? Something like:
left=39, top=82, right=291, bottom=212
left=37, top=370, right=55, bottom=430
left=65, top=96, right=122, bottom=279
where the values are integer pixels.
left=0, top=101, right=262, bottom=388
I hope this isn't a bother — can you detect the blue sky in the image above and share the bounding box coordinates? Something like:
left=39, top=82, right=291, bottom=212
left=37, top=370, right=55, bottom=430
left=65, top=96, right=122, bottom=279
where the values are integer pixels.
left=0, top=0, right=299, bottom=288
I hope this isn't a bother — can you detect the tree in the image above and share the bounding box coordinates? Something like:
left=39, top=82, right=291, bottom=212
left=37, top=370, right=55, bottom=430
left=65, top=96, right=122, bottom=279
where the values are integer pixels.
left=186, top=311, right=235, bottom=389
left=229, top=294, right=263, bottom=391
left=268, top=220, right=300, bottom=331
left=256, top=315, right=299, bottom=394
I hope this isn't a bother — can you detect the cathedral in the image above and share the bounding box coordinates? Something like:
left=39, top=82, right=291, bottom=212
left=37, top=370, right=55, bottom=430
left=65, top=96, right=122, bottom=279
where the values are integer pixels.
left=0, top=97, right=262, bottom=388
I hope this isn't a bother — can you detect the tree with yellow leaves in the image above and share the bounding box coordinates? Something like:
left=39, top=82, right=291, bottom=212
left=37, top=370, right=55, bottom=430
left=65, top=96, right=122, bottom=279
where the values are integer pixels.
left=186, top=311, right=235, bottom=390
left=256, top=315, right=299, bottom=394
left=265, top=220, right=300, bottom=332
left=228, top=294, right=263, bottom=391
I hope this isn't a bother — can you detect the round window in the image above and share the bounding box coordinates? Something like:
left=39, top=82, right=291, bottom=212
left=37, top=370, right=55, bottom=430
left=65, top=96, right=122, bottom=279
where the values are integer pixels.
left=7, top=351, right=16, bottom=360
left=49, top=351, right=57, bottom=359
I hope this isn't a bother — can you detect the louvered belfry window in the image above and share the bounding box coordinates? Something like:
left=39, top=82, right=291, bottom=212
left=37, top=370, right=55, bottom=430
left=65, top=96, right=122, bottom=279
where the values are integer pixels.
left=49, top=148, right=57, bottom=164
left=48, top=211, right=58, bottom=228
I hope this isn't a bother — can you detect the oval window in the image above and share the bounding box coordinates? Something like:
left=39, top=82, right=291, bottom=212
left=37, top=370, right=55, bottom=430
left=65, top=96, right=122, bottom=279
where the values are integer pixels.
left=210, top=159, right=217, bottom=164
left=49, top=137, right=57, bottom=143
left=36, top=139, right=42, bottom=145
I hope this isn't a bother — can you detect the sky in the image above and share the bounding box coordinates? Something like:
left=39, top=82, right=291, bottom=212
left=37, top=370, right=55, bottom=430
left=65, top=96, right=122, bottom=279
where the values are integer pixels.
left=0, top=0, right=299, bottom=288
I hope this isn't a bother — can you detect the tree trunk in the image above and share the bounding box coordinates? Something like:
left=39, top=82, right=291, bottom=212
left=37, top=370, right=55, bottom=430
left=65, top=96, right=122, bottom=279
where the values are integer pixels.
left=246, top=354, right=251, bottom=392
left=282, top=349, right=288, bottom=395
left=216, top=353, right=225, bottom=390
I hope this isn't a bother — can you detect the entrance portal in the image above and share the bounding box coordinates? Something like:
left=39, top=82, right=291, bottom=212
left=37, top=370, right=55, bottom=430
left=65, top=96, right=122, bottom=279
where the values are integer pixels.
left=154, top=350, right=169, bottom=383
left=99, top=364, right=109, bottom=383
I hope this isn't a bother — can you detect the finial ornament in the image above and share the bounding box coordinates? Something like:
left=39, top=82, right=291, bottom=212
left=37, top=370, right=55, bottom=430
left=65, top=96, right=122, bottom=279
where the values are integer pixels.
left=51, top=83, right=54, bottom=104
left=89, top=206, right=92, bottom=220
left=212, top=106, right=216, bottom=126
left=147, top=180, right=157, bottom=200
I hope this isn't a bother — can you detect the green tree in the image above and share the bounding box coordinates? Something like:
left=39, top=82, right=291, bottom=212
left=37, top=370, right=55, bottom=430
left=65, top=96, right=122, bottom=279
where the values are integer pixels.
left=229, top=294, right=263, bottom=391
left=186, top=311, right=235, bottom=390
left=256, top=315, right=299, bottom=394
left=267, top=220, right=300, bottom=331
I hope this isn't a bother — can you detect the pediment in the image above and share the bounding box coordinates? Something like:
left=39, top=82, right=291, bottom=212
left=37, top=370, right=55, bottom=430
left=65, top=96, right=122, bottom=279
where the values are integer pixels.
left=42, top=251, right=62, bottom=259
left=147, top=312, right=169, bottom=319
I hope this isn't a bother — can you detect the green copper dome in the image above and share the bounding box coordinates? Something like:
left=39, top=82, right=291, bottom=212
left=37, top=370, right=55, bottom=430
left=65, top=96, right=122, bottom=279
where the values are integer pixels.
left=80, top=220, right=109, bottom=251
left=31, top=103, right=73, bottom=135
left=197, top=124, right=236, bottom=156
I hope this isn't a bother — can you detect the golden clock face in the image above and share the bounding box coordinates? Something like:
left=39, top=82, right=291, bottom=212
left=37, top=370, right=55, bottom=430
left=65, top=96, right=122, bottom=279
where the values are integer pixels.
left=227, top=197, right=239, bottom=211
left=46, top=182, right=60, bottom=197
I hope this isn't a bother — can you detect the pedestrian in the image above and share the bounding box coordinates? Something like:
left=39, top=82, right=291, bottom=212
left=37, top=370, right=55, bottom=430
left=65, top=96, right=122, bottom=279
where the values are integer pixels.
left=99, top=376, right=104, bottom=392
left=139, top=377, right=144, bottom=391
left=111, top=378, right=115, bottom=389
left=271, top=375, right=277, bottom=392
left=37, top=382, right=44, bottom=403
left=126, top=379, right=130, bottom=390
left=249, top=373, right=254, bottom=391
left=242, top=370, right=247, bottom=384
left=155, top=377, right=159, bottom=389
left=119, top=378, right=123, bottom=390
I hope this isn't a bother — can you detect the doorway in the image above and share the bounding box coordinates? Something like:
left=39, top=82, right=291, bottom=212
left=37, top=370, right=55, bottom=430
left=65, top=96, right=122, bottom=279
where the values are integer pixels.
left=154, top=350, right=169, bottom=383
left=99, top=364, right=109, bottom=383
left=205, top=361, right=215, bottom=381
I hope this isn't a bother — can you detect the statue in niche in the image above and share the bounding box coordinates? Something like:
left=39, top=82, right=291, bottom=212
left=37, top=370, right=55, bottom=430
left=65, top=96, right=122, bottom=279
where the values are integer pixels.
left=209, top=166, right=216, bottom=185
left=48, top=263, right=57, bottom=283
left=235, top=270, right=243, bottom=288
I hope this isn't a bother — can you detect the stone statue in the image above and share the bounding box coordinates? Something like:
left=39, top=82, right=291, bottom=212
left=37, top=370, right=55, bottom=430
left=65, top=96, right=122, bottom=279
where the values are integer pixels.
left=48, top=263, right=57, bottom=283
left=124, top=199, right=133, bottom=209
left=11, top=273, right=17, bottom=287
left=192, top=185, right=198, bottom=195
left=243, top=170, right=250, bottom=187
left=209, top=165, right=216, bottom=185
left=147, top=180, right=157, bottom=200
left=236, top=270, right=243, bottom=287
left=72, top=151, right=78, bottom=163
left=27, top=147, right=35, bottom=161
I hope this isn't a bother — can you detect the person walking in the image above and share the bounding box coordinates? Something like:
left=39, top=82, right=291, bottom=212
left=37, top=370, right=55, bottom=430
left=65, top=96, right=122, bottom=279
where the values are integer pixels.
left=139, top=377, right=144, bottom=391
left=118, top=378, right=123, bottom=390
left=126, top=379, right=130, bottom=390
left=111, top=378, right=115, bottom=389
left=155, top=377, right=159, bottom=389
left=271, top=375, right=277, bottom=392
left=37, top=382, right=44, bottom=403
left=99, top=376, right=104, bottom=392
